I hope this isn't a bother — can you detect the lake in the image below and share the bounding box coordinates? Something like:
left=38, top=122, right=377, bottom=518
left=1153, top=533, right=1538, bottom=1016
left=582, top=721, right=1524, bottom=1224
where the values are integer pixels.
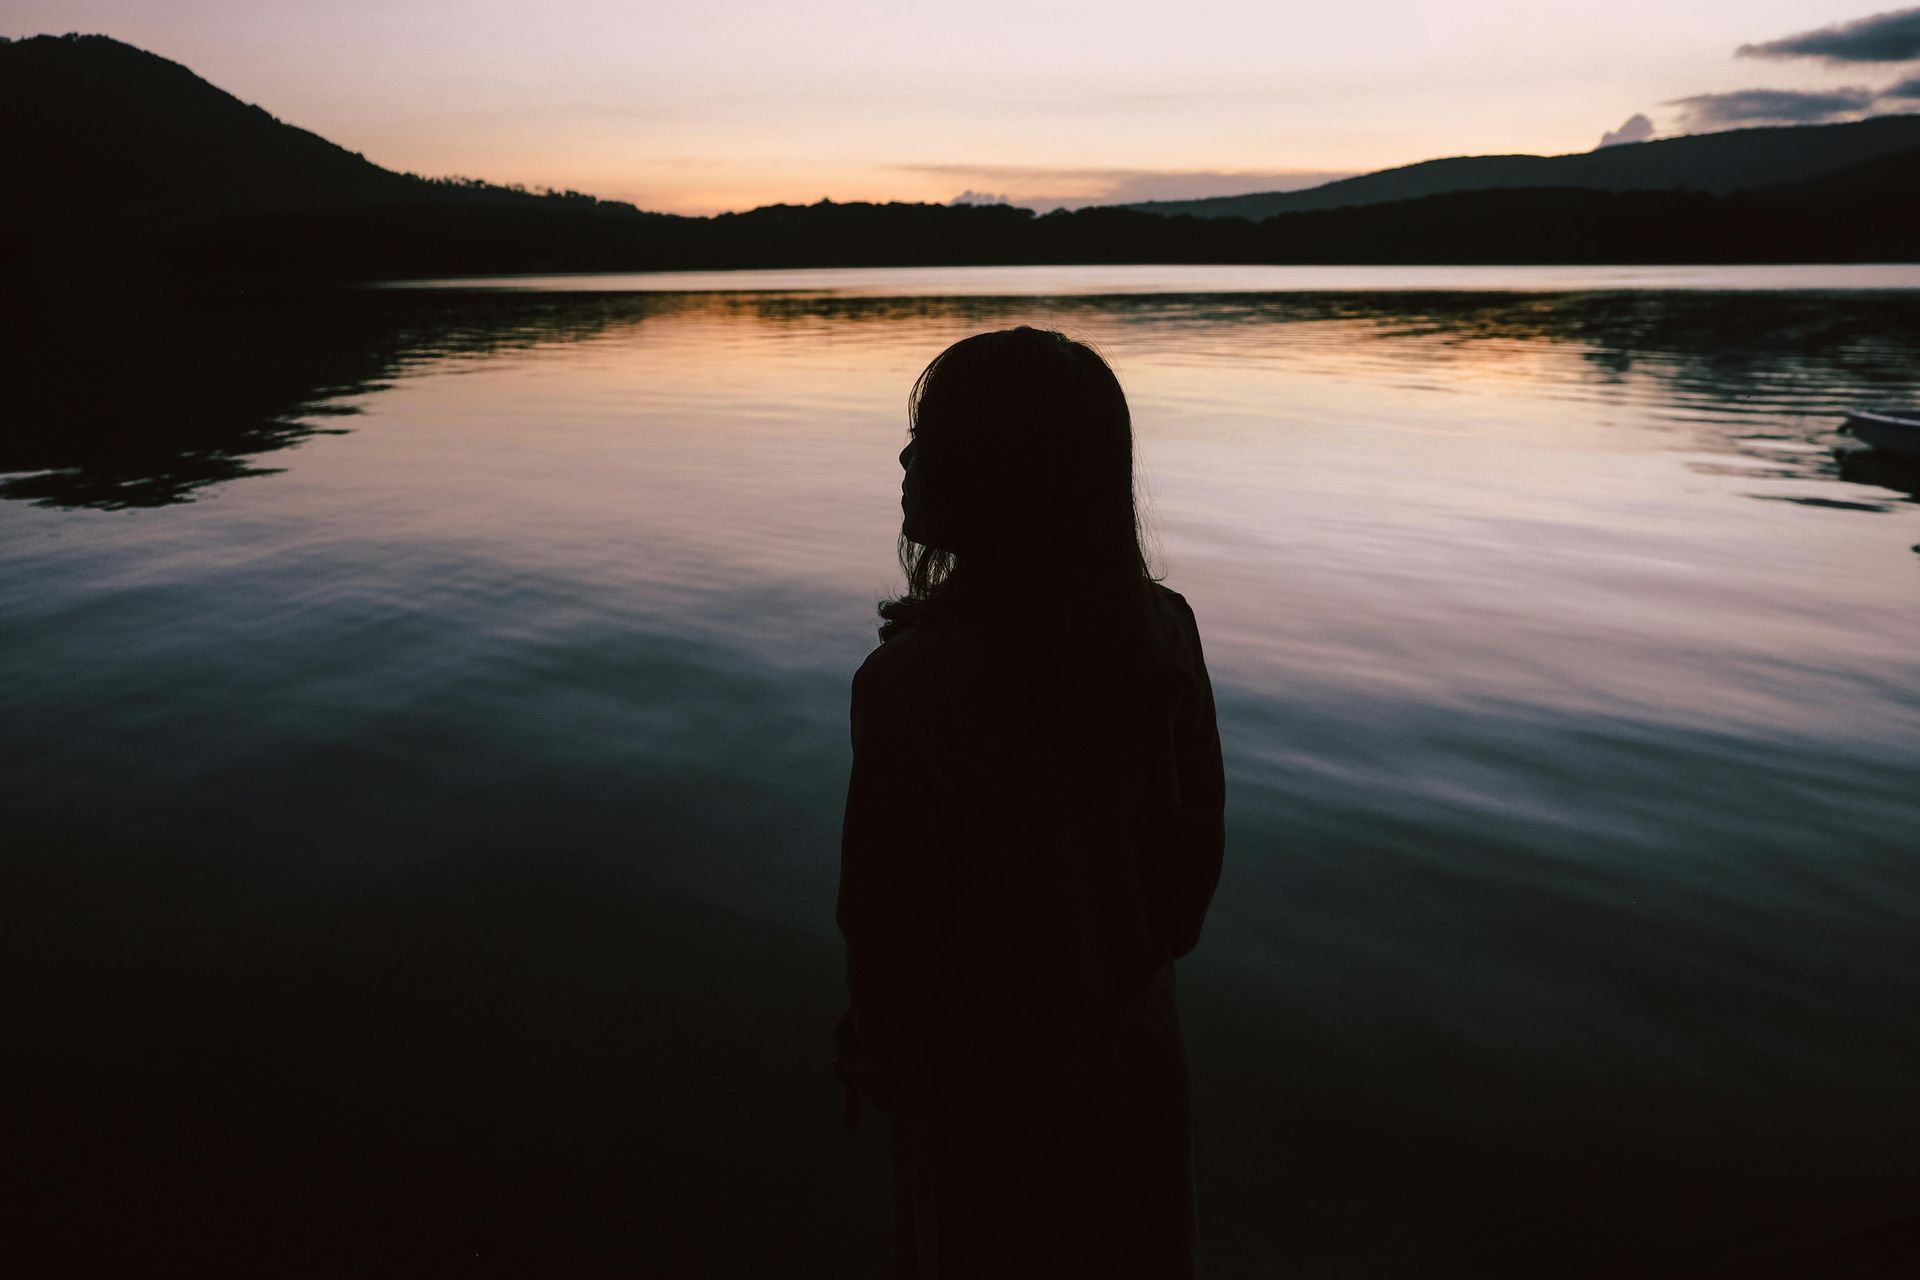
left=5, top=266, right=1919, bottom=1277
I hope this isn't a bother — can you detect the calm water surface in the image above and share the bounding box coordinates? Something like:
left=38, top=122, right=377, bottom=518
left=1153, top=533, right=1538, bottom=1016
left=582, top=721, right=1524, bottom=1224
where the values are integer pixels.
left=5, top=269, right=1919, bottom=1276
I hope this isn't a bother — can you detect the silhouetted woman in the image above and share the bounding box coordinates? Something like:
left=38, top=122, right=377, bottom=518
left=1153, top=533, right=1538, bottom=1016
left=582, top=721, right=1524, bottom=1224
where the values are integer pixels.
left=836, top=327, right=1226, bottom=1279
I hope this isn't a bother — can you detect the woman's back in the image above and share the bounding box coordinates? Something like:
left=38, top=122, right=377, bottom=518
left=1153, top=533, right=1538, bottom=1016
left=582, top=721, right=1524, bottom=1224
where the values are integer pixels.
left=844, top=584, right=1221, bottom=1021
left=838, top=584, right=1224, bottom=1278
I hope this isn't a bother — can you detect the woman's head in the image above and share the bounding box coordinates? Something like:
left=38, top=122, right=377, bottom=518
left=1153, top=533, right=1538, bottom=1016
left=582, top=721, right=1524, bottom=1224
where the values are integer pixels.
left=901, top=326, right=1139, bottom=564
left=882, top=327, right=1157, bottom=645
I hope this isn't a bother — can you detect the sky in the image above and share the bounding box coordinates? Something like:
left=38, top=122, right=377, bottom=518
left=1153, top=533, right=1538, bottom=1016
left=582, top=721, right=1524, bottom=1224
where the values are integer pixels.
left=7, top=1, right=1919, bottom=214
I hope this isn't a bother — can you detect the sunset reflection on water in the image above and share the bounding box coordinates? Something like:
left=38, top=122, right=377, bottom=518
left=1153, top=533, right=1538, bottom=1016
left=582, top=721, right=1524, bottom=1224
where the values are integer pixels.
left=4, top=274, right=1918, bottom=1275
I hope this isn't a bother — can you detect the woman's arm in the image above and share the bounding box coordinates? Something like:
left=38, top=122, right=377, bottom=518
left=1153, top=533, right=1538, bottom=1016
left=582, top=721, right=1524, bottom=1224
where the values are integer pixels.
left=1161, top=598, right=1226, bottom=959
left=835, top=653, right=949, bottom=1107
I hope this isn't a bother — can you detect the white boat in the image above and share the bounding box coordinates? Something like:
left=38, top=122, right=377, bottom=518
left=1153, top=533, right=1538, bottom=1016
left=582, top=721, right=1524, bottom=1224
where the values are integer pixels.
left=1844, top=408, right=1920, bottom=461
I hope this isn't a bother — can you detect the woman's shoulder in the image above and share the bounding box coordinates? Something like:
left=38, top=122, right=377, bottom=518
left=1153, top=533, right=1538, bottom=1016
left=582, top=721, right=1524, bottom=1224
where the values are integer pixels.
left=1149, top=582, right=1206, bottom=654
left=853, top=617, right=973, bottom=707
left=1150, top=581, right=1194, bottom=618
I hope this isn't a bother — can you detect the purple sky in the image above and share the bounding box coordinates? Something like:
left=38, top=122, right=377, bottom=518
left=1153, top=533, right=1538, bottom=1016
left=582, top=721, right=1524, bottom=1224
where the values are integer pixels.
left=10, top=2, right=1919, bottom=212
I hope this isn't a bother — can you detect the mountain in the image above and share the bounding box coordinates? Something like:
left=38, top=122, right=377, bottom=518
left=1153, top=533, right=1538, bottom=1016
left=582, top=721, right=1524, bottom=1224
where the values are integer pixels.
left=1120, top=116, right=1920, bottom=219
left=0, top=31, right=658, bottom=269
left=0, top=32, right=424, bottom=222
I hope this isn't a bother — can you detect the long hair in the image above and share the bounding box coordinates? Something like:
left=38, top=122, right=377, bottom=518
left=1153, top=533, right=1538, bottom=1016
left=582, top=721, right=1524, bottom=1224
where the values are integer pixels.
left=879, top=327, right=1172, bottom=712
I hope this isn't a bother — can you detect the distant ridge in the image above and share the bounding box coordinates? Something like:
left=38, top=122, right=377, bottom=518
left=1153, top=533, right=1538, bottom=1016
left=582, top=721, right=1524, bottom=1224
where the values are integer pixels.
left=1120, top=116, right=1920, bottom=219
left=1742, top=141, right=1920, bottom=209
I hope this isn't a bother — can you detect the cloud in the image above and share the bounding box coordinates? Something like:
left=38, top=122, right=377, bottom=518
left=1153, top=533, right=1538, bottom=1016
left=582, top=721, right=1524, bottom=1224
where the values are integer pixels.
left=1737, top=6, right=1920, bottom=63
left=1666, top=87, right=1879, bottom=129
left=1884, top=75, right=1920, bottom=98
left=899, top=164, right=1358, bottom=212
left=1597, top=113, right=1656, bottom=148
left=949, top=190, right=1011, bottom=206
